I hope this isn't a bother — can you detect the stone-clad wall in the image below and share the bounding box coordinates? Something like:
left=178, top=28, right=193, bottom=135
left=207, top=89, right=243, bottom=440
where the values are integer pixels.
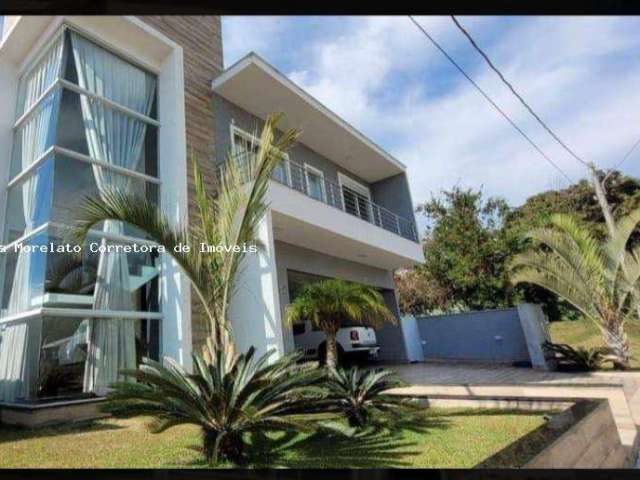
left=138, top=16, right=223, bottom=351
left=525, top=400, right=628, bottom=468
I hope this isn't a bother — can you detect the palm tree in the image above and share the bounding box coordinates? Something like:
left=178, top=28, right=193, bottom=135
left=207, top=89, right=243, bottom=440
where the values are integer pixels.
left=75, top=114, right=299, bottom=356
left=104, top=347, right=324, bottom=465
left=285, top=279, right=396, bottom=369
left=510, top=210, right=640, bottom=369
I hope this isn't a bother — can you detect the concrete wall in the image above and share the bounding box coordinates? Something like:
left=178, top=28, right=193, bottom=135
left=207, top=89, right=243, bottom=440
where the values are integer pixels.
left=415, top=308, right=530, bottom=363
left=370, top=172, right=417, bottom=234
left=273, top=240, right=408, bottom=362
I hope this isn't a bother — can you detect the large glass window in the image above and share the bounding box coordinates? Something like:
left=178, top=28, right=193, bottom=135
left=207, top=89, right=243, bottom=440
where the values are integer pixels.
left=37, top=316, right=160, bottom=401
left=0, top=25, right=162, bottom=404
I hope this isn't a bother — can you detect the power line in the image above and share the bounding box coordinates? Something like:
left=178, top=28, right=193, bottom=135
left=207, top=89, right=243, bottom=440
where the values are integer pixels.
left=604, top=135, right=640, bottom=183
left=408, top=16, right=573, bottom=184
left=450, top=15, right=591, bottom=170
left=612, top=135, right=640, bottom=172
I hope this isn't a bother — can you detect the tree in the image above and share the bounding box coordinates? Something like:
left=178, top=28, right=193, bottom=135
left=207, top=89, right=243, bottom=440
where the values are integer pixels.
left=284, top=279, right=396, bottom=370
left=394, top=268, right=450, bottom=315
left=506, top=170, right=640, bottom=245
left=76, top=114, right=299, bottom=356
left=408, top=187, right=519, bottom=312
left=510, top=211, right=640, bottom=369
left=104, top=347, right=323, bottom=464
left=505, top=169, right=640, bottom=320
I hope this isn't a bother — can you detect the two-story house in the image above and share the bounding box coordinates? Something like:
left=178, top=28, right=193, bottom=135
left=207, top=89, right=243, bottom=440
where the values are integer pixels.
left=0, top=15, right=423, bottom=425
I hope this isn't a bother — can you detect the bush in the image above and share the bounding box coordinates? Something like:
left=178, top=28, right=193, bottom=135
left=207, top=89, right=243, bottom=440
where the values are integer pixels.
left=542, top=341, right=611, bottom=371
left=322, top=366, right=419, bottom=428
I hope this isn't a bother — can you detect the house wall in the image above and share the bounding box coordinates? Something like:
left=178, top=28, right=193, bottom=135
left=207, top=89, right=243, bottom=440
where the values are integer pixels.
left=273, top=240, right=408, bottom=362
left=138, top=16, right=223, bottom=352
left=371, top=173, right=417, bottom=233
left=415, top=308, right=530, bottom=363
left=213, top=94, right=419, bottom=237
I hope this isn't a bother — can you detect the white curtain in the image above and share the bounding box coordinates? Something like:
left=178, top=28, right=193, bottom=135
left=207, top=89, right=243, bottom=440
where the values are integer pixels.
left=0, top=35, right=64, bottom=403
left=70, top=32, right=156, bottom=395
left=0, top=323, right=29, bottom=402
left=16, top=32, right=65, bottom=117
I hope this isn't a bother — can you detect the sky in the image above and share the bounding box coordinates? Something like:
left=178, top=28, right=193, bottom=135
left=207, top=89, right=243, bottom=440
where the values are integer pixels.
left=222, top=16, right=640, bottom=230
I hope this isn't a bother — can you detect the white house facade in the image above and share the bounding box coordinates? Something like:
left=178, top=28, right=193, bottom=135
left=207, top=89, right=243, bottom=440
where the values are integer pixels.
left=0, top=16, right=423, bottom=421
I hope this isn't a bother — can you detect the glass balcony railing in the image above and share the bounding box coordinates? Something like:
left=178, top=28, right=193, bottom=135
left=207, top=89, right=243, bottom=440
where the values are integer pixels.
left=219, top=153, right=419, bottom=243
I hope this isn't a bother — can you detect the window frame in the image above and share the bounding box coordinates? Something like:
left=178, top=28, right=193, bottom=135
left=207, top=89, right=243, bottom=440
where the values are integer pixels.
left=10, top=25, right=161, bottom=186
left=229, top=124, right=292, bottom=186
left=337, top=172, right=373, bottom=220
left=303, top=163, right=326, bottom=202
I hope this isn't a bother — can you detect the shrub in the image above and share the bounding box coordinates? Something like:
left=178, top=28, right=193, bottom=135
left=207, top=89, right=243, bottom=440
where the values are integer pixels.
left=542, top=341, right=611, bottom=371
left=323, top=366, right=419, bottom=428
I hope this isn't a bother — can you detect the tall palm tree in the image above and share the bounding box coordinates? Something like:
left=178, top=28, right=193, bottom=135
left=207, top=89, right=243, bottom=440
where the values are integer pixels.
left=510, top=210, right=640, bottom=369
left=285, top=279, right=396, bottom=369
left=75, top=114, right=299, bottom=357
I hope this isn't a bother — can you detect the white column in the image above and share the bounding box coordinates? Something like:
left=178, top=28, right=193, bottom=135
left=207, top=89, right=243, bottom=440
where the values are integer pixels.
left=227, top=210, right=285, bottom=360
left=157, top=45, right=192, bottom=370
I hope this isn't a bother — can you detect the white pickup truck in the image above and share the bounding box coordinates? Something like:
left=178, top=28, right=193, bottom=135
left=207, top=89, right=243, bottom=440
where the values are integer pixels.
left=292, top=321, right=380, bottom=364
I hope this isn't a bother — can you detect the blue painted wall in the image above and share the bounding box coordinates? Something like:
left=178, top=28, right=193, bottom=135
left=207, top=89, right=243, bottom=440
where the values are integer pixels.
left=415, top=308, right=530, bottom=363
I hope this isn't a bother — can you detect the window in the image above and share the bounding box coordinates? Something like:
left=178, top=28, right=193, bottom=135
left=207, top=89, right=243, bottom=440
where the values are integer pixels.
left=37, top=315, right=160, bottom=400
left=0, top=26, right=161, bottom=404
left=304, top=164, right=326, bottom=202
left=230, top=125, right=290, bottom=186
left=338, top=173, right=372, bottom=222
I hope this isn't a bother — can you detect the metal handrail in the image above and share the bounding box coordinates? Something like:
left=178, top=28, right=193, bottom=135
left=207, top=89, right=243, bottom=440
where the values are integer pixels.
left=220, top=152, right=419, bottom=243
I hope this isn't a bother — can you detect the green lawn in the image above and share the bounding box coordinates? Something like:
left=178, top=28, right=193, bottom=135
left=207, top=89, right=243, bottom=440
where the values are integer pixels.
left=0, top=409, right=551, bottom=468
left=550, top=317, right=640, bottom=369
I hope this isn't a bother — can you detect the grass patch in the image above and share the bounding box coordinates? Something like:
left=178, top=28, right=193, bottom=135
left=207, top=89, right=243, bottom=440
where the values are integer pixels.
left=550, top=317, right=640, bottom=369
left=0, top=409, right=548, bottom=468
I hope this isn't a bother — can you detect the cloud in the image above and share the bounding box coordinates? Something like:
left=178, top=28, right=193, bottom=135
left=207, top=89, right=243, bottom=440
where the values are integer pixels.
left=222, top=16, right=640, bottom=232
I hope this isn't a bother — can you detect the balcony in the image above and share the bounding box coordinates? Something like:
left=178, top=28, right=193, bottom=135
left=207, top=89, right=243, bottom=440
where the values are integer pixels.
left=221, top=153, right=419, bottom=243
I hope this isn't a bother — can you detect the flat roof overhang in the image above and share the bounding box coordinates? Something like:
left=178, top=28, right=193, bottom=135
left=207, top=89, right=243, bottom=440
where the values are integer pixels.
left=0, top=16, right=176, bottom=73
left=212, top=53, right=406, bottom=183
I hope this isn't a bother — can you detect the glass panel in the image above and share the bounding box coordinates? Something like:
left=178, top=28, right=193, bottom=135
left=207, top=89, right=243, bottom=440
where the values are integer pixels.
left=16, top=32, right=65, bottom=118
left=232, top=133, right=257, bottom=181
left=55, top=89, right=158, bottom=177
left=42, top=227, right=161, bottom=312
left=38, top=317, right=89, bottom=399
left=0, top=231, right=48, bottom=314
left=37, top=316, right=160, bottom=401
left=272, top=160, right=289, bottom=185
left=0, top=317, right=42, bottom=403
left=3, top=158, right=54, bottom=244
left=306, top=169, right=324, bottom=201
left=10, top=88, right=61, bottom=179
left=51, top=156, right=159, bottom=235
left=69, top=31, right=157, bottom=118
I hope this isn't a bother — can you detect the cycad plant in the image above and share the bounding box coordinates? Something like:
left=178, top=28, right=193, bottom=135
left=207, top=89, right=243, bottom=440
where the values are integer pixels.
left=75, top=114, right=299, bottom=355
left=511, top=210, right=640, bottom=369
left=104, top=347, right=324, bottom=464
left=285, top=279, right=396, bottom=370
left=324, top=367, right=417, bottom=428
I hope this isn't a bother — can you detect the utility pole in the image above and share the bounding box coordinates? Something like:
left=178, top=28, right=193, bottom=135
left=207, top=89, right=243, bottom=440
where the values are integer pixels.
left=588, top=162, right=616, bottom=237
